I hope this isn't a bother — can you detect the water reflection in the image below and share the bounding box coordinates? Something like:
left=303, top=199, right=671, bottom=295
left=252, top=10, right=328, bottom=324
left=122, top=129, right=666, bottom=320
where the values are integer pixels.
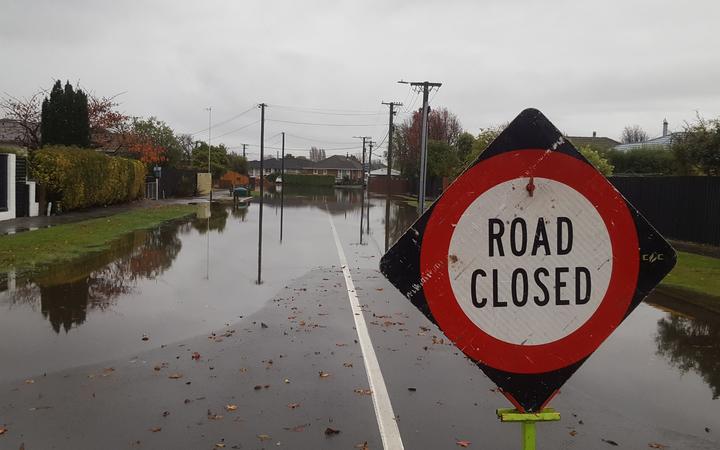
left=653, top=297, right=720, bottom=399
left=7, top=224, right=184, bottom=333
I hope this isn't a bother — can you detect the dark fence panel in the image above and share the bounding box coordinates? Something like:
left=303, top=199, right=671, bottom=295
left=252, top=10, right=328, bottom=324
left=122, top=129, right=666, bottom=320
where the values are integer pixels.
left=15, top=182, right=29, bottom=217
left=0, top=155, right=7, bottom=211
left=159, top=168, right=198, bottom=198
left=610, top=176, right=720, bottom=246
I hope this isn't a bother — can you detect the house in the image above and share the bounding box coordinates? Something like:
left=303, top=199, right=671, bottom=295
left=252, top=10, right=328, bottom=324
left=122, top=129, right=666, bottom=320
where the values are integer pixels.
left=566, top=132, right=620, bottom=151
left=248, top=155, right=363, bottom=181
left=613, top=120, right=680, bottom=151
left=0, top=118, right=35, bottom=150
left=312, top=155, right=362, bottom=180
left=248, top=156, right=311, bottom=177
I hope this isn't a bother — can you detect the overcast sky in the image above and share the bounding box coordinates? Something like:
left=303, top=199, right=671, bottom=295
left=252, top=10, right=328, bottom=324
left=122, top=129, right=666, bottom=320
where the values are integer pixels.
left=2, top=0, right=719, bottom=159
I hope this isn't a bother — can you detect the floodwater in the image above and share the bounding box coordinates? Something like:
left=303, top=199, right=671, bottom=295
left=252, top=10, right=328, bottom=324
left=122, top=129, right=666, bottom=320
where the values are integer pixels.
left=0, top=186, right=719, bottom=440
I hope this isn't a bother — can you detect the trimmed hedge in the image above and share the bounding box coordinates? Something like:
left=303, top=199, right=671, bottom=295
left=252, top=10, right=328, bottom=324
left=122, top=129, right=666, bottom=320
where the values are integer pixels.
left=282, top=174, right=335, bottom=186
left=31, top=146, right=145, bottom=211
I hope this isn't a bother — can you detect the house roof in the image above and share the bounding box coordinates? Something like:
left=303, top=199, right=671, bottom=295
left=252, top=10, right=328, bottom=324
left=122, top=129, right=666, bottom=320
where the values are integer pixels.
left=613, top=133, right=681, bottom=152
left=369, top=168, right=400, bottom=176
left=248, top=155, right=362, bottom=171
left=566, top=136, right=620, bottom=150
left=248, top=156, right=312, bottom=170
left=313, top=155, right=362, bottom=170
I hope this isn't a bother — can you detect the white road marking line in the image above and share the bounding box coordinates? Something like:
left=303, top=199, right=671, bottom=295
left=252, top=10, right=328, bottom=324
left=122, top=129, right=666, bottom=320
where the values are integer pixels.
left=327, top=210, right=405, bottom=450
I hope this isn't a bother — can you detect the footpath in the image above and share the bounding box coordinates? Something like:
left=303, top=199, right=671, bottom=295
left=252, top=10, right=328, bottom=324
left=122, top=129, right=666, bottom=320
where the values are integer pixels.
left=0, top=198, right=199, bottom=236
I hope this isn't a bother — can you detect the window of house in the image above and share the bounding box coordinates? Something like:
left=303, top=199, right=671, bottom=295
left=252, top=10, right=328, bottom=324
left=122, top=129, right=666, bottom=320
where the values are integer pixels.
left=322, top=169, right=328, bottom=175
left=313, top=169, right=319, bottom=175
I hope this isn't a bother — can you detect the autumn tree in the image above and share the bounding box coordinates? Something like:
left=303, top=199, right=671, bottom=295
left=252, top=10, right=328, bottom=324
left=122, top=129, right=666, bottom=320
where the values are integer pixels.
left=41, top=80, right=90, bottom=147
left=394, top=107, right=464, bottom=183
left=0, top=91, right=43, bottom=149
left=126, top=117, right=183, bottom=166
left=621, top=125, right=649, bottom=144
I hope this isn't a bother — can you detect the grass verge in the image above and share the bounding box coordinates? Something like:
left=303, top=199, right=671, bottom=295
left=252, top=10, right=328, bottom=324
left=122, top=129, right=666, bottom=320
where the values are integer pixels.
left=659, top=251, right=720, bottom=311
left=0, top=204, right=198, bottom=272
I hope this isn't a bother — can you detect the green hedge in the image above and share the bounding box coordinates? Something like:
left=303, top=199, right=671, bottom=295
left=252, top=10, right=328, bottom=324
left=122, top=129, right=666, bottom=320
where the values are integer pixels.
left=282, top=174, right=335, bottom=186
left=31, top=146, right=146, bottom=211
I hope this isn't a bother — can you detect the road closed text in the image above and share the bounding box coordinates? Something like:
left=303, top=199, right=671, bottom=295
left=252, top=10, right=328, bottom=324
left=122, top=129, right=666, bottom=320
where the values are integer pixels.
left=470, top=217, right=592, bottom=308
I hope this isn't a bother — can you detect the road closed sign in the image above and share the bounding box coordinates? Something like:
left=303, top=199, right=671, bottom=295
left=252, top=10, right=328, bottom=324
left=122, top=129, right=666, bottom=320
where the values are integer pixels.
left=381, top=108, right=676, bottom=412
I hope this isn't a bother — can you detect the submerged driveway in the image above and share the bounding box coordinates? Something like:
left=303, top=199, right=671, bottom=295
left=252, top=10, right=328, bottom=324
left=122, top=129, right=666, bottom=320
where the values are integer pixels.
left=1, top=189, right=719, bottom=449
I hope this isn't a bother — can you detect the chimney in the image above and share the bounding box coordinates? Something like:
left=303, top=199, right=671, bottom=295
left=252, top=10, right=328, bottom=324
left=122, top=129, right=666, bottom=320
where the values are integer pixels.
left=592, top=131, right=597, bottom=138
left=663, top=119, right=669, bottom=137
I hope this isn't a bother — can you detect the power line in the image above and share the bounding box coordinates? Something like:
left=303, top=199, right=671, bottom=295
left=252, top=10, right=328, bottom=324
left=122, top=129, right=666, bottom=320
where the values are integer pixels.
left=266, top=118, right=384, bottom=127
left=268, top=104, right=384, bottom=114
left=212, top=119, right=261, bottom=139
left=189, top=105, right=256, bottom=136
left=267, top=104, right=384, bottom=116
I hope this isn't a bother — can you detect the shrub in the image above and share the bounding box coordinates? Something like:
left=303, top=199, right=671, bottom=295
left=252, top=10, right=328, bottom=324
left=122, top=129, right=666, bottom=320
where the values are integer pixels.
left=282, top=174, right=335, bottom=186
left=31, top=146, right=145, bottom=211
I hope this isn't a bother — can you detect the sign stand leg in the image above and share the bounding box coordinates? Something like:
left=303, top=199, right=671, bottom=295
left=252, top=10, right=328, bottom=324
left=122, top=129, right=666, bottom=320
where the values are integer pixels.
left=522, top=421, right=536, bottom=450
left=496, top=408, right=560, bottom=450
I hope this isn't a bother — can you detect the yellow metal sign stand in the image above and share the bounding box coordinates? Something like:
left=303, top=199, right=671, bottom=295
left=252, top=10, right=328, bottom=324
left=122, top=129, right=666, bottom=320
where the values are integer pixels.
left=497, top=408, right=561, bottom=450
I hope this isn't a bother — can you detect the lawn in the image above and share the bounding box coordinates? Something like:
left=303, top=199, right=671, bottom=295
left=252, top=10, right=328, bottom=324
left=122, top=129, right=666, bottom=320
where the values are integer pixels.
left=660, top=251, right=720, bottom=308
left=0, top=204, right=198, bottom=272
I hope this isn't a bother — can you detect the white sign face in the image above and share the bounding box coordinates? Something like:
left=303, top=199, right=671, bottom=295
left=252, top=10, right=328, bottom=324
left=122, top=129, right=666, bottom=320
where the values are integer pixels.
left=447, top=177, right=613, bottom=346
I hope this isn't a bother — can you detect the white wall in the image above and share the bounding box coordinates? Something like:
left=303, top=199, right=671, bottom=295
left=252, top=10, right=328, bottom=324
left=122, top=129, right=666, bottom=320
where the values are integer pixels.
left=27, top=181, right=39, bottom=217
left=0, top=153, right=16, bottom=222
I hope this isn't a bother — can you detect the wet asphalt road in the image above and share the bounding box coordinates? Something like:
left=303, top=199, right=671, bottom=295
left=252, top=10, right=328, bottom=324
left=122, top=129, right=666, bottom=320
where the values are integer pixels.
left=1, top=194, right=720, bottom=449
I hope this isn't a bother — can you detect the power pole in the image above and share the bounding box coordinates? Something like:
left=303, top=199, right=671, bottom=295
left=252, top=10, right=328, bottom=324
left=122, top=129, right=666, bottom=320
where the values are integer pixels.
left=353, top=136, right=371, bottom=184
left=368, top=140, right=375, bottom=174
left=257, top=103, right=267, bottom=285
left=382, top=101, right=401, bottom=252
left=242, top=143, right=247, bottom=158
left=206, top=106, right=212, bottom=202
left=398, top=80, right=442, bottom=214
left=280, top=131, right=285, bottom=243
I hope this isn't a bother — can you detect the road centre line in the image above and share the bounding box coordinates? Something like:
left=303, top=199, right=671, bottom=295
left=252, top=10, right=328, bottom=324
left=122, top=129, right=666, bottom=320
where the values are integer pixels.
left=327, top=209, right=405, bottom=450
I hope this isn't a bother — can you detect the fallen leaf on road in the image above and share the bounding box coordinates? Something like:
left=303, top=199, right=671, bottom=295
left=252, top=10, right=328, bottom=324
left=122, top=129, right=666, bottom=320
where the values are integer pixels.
left=149, top=427, right=161, bottom=433
left=142, top=334, right=149, bottom=341
left=215, top=443, right=225, bottom=448
left=191, top=352, right=201, bottom=360
left=343, top=362, right=353, bottom=368
left=168, top=373, right=183, bottom=379
left=456, top=439, right=471, bottom=447
left=225, top=404, right=238, bottom=411
left=648, top=444, right=667, bottom=449
left=325, top=427, right=341, bottom=436
left=287, top=402, right=301, bottom=409
left=319, top=371, right=330, bottom=378
left=257, top=434, right=272, bottom=441
left=569, top=430, right=577, bottom=437
left=354, top=388, right=373, bottom=395
left=407, top=387, right=417, bottom=392
left=24, top=379, right=34, bottom=384
left=284, top=378, right=290, bottom=384
left=355, top=442, right=369, bottom=449
left=283, top=424, right=309, bottom=432
left=601, top=439, right=619, bottom=446
left=0, top=426, right=7, bottom=435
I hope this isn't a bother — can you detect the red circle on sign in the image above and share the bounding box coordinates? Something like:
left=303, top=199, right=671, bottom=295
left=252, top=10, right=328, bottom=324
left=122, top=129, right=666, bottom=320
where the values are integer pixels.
left=420, top=150, right=639, bottom=374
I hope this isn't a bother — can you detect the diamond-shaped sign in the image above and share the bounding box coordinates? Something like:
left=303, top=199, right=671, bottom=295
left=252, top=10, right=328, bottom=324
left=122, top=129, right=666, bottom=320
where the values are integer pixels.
left=380, top=108, right=676, bottom=412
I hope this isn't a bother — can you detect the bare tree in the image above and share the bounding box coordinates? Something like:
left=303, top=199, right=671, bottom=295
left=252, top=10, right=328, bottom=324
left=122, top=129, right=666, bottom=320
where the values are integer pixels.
left=1, top=91, right=43, bottom=149
left=621, top=125, right=649, bottom=144
left=309, top=146, right=326, bottom=162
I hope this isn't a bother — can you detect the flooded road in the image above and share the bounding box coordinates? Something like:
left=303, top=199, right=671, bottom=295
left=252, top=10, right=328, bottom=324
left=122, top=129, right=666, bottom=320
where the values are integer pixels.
left=1, top=186, right=719, bottom=448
